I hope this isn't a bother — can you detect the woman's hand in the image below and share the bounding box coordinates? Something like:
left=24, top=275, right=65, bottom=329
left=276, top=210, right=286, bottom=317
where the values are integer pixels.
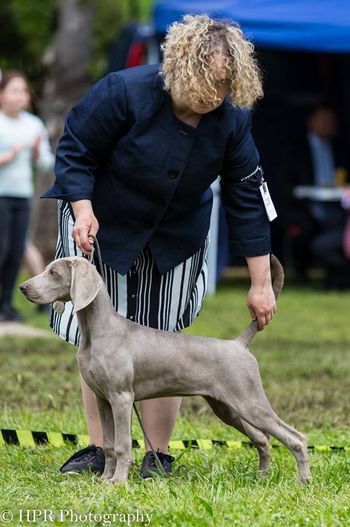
left=247, top=283, right=276, bottom=330
left=31, top=134, right=42, bottom=162
left=71, top=200, right=99, bottom=255
left=246, top=254, right=276, bottom=331
left=0, top=144, right=23, bottom=167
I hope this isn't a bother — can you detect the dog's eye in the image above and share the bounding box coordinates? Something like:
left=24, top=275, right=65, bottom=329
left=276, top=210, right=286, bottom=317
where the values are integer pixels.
left=49, top=268, right=57, bottom=276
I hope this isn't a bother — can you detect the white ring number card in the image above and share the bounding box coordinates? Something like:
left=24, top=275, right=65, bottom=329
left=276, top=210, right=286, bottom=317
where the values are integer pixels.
left=260, top=181, right=277, bottom=222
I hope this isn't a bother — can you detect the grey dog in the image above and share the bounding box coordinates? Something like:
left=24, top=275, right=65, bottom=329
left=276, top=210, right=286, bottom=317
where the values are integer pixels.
left=20, top=255, right=310, bottom=485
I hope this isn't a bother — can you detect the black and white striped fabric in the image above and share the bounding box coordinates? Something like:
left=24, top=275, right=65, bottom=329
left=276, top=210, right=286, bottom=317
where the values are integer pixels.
left=50, top=200, right=209, bottom=346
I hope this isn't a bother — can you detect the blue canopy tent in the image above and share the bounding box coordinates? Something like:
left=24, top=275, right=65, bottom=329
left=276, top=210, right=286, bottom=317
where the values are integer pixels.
left=154, top=0, right=350, bottom=52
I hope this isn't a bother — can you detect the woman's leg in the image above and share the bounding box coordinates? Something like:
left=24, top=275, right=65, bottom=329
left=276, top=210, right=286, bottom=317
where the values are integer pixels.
left=0, top=198, right=30, bottom=308
left=59, top=373, right=105, bottom=474
left=23, top=242, right=45, bottom=276
left=140, top=397, right=182, bottom=453
left=80, top=373, right=103, bottom=447
left=0, top=198, right=12, bottom=307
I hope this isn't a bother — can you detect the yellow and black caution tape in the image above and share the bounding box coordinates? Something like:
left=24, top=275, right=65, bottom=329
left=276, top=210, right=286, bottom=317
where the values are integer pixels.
left=1, top=429, right=349, bottom=452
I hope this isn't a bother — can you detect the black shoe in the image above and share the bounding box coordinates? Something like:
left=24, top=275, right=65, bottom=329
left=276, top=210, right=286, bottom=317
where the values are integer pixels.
left=0, top=305, right=26, bottom=322
left=140, top=451, right=175, bottom=479
left=60, top=444, right=105, bottom=475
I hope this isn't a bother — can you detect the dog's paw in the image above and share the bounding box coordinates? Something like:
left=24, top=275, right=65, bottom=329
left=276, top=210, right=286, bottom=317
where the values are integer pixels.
left=103, top=477, right=128, bottom=486
left=258, top=469, right=270, bottom=479
left=96, top=474, right=112, bottom=482
left=300, top=474, right=312, bottom=486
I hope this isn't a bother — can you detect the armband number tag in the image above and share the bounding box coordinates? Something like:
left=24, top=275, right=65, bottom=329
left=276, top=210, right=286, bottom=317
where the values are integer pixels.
left=259, top=181, right=277, bottom=222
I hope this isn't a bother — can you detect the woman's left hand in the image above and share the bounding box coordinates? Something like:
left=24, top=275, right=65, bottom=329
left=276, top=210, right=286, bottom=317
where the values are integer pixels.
left=246, top=254, right=276, bottom=331
left=247, top=283, right=276, bottom=331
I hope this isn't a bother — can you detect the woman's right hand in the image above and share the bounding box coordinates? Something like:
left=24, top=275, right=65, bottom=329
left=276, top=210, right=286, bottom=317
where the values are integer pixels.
left=0, top=144, right=23, bottom=167
left=71, top=200, right=99, bottom=255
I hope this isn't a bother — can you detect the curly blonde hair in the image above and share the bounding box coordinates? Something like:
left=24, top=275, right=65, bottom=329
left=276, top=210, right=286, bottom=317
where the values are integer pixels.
left=160, top=14, right=263, bottom=109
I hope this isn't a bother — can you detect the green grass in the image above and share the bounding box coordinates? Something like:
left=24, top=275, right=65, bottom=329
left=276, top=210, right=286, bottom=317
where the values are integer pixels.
left=1, top=276, right=350, bottom=526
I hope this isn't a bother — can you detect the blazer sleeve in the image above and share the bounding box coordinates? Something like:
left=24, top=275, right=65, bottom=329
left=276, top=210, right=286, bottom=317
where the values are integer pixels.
left=42, top=73, right=128, bottom=201
left=220, top=110, right=271, bottom=257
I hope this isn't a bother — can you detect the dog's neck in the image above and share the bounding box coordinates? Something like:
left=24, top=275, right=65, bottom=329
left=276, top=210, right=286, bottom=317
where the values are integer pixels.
left=76, top=285, right=123, bottom=344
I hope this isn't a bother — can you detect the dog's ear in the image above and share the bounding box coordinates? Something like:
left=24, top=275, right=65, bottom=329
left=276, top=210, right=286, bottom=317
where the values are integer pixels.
left=53, top=301, right=65, bottom=314
left=70, top=260, right=103, bottom=314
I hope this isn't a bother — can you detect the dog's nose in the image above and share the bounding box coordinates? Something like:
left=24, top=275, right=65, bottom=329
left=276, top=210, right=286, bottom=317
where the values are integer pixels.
left=20, top=284, right=28, bottom=293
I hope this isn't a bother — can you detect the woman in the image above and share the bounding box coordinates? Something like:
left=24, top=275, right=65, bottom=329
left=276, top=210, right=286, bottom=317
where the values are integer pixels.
left=0, top=71, right=54, bottom=321
left=44, top=15, right=276, bottom=478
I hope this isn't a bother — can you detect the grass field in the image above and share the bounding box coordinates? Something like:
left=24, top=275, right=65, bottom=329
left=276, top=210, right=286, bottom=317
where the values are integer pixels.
left=0, top=275, right=350, bottom=526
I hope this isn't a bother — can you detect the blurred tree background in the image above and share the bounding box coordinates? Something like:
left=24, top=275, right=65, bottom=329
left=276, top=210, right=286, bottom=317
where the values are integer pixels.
left=0, top=0, right=154, bottom=91
left=0, top=0, right=154, bottom=259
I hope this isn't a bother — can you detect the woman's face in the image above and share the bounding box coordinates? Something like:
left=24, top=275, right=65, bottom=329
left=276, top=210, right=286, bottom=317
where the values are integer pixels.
left=175, top=54, right=230, bottom=115
left=188, top=80, right=229, bottom=114
left=0, top=76, right=30, bottom=115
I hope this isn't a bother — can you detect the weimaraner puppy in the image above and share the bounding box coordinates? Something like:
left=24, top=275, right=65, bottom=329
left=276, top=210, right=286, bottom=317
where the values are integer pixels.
left=20, top=255, right=310, bottom=485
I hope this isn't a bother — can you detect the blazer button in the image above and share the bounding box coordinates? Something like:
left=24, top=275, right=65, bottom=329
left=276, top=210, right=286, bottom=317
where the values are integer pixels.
left=168, top=168, right=179, bottom=179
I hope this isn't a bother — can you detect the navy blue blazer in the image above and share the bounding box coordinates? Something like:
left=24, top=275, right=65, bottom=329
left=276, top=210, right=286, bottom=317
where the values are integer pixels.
left=43, top=64, right=271, bottom=274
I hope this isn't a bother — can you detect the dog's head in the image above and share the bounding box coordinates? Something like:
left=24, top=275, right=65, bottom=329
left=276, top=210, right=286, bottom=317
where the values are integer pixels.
left=20, top=257, right=103, bottom=314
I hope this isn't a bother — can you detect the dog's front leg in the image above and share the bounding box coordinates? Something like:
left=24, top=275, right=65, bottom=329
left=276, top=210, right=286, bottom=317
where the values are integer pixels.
left=95, top=396, right=117, bottom=480
left=107, top=391, right=134, bottom=485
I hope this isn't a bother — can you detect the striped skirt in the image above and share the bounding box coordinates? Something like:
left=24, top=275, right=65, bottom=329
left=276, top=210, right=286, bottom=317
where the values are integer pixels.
left=50, top=200, right=209, bottom=346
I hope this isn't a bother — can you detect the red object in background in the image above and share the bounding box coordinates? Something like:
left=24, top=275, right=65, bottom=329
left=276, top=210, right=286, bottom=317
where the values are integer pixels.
left=288, top=224, right=301, bottom=237
left=126, top=41, right=146, bottom=67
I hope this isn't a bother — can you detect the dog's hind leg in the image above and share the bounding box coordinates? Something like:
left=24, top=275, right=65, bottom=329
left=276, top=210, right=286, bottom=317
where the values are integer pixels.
left=232, top=398, right=310, bottom=484
left=204, top=396, right=270, bottom=472
left=218, top=353, right=310, bottom=483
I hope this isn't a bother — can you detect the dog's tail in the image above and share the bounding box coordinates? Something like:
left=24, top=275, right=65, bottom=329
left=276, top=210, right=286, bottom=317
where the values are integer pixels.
left=237, top=254, right=284, bottom=348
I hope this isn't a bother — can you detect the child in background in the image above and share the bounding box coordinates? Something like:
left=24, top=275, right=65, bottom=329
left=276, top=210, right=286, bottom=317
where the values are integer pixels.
left=0, top=70, right=54, bottom=321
